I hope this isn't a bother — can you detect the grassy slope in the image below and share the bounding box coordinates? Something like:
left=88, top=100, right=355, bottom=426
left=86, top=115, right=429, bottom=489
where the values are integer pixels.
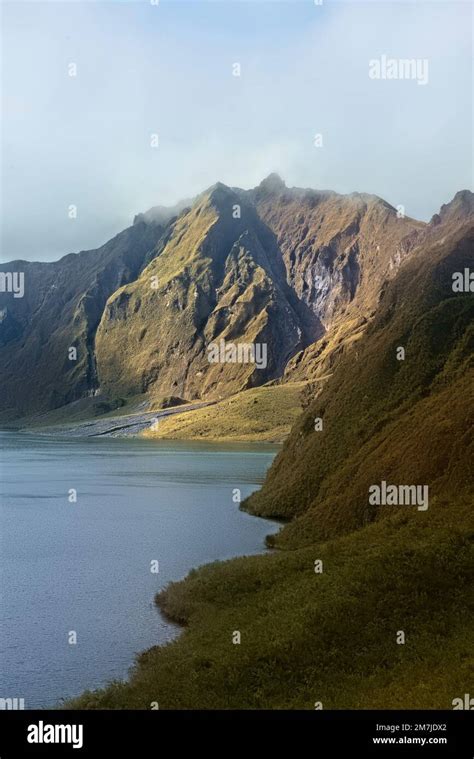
left=244, top=225, right=474, bottom=534
left=69, top=494, right=473, bottom=709
left=67, top=222, right=473, bottom=710
left=142, top=383, right=306, bottom=442
left=269, top=370, right=473, bottom=549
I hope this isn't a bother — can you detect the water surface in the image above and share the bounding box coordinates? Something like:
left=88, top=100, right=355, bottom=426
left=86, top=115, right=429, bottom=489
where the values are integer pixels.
left=0, top=431, right=279, bottom=708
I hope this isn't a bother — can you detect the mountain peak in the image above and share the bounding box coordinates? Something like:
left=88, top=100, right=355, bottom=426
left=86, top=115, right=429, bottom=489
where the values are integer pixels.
left=431, top=189, right=474, bottom=226
left=199, top=182, right=241, bottom=212
left=133, top=198, right=192, bottom=227
left=257, top=173, right=286, bottom=194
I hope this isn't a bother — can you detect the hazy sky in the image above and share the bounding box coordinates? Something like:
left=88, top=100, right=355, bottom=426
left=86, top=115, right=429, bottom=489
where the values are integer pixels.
left=1, top=0, right=472, bottom=262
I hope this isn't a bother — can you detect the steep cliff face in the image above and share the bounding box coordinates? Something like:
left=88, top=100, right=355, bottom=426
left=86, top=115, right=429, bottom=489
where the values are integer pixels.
left=250, top=175, right=424, bottom=327
left=247, top=175, right=425, bottom=383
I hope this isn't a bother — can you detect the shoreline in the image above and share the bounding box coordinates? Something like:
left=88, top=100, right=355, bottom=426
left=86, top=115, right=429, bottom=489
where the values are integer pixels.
left=59, top=441, right=282, bottom=709
left=4, top=401, right=216, bottom=439
left=0, top=428, right=281, bottom=709
left=4, top=383, right=304, bottom=444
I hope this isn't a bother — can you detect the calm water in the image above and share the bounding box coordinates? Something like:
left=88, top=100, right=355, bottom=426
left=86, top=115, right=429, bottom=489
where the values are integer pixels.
left=0, top=431, right=279, bottom=708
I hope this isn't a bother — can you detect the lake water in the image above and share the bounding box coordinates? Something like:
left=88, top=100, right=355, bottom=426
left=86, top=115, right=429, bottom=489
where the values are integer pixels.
left=0, top=431, right=279, bottom=708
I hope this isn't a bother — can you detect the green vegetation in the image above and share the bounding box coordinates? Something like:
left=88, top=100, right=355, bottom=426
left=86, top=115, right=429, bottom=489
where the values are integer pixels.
left=143, top=382, right=306, bottom=442
left=245, top=226, right=474, bottom=544
left=68, top=493, right=473, bottom=709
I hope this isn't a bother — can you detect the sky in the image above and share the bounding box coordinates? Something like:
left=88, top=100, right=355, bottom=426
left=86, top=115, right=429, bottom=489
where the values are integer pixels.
left=1, top=0, right=472, bottom=262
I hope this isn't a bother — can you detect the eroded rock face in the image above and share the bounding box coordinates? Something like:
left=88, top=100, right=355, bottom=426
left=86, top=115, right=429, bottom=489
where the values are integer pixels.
left=250, top=179, right=425, bottom=328
left=243, top=177, right=428, bottom=382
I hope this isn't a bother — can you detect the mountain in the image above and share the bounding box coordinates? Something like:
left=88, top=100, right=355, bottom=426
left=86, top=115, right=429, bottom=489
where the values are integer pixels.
left=94, top=183, right=320, bottom=403
left=0, top=218, right=175, bottom=419
left=0, top=176, right=436, bottom=421
left=68, top=187, right=474, bottom=710
left=245, top=195, right=474, bottom=540
left=247, top=176, right=426, bottom=384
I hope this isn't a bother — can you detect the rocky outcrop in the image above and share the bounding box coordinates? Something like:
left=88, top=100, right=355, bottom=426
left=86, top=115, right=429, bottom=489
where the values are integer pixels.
left=247, top=176, right=427, bottom=383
